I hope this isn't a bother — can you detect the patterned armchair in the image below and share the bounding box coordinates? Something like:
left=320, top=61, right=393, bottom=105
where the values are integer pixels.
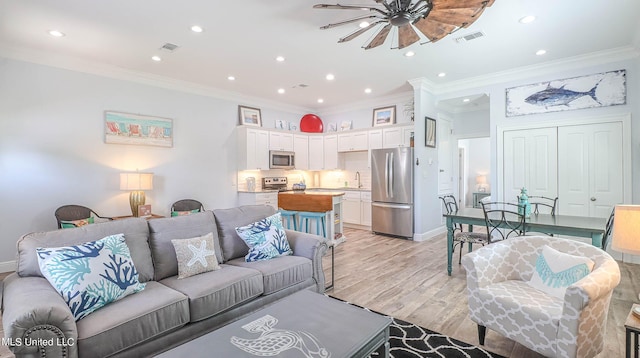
left=462, top=236, right=620, bottom=358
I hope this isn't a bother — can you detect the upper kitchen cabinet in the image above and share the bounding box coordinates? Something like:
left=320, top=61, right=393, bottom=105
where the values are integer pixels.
left=237, top=126, right=269, bottom=170
left=269, top=131, right=294, bottom=151
left=308, top=135, right=324, bottom=171
left=324, top=135, right=339, bottom=170
left=368, top=130, right=383, bottom=150
left=337, top=131, right=368, bottom=152
left=382, top=124, right=414, bottom=148
left=293, top=134, right=309, bottom=170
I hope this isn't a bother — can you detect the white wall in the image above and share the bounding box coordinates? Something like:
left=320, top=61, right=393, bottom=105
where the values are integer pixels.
left=0, top=58, right=306, bottom=266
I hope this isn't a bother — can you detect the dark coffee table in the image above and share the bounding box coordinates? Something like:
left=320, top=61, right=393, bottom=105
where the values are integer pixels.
left=156, top=290, right=392, bottom=357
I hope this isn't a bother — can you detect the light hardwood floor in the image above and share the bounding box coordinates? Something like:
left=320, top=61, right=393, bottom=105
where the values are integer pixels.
left=323, top=228, right=639, bottom=358
left=0, top=229, right=636, bottom=358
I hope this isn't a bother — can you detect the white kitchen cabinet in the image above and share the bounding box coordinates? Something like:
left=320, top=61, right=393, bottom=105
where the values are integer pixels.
left=368, top=129, right=383, bottom=150
left=237, top=126, right=269, bottom=170
left=269, top=131, right=294, bottom=151
left=382, top=125, right=414, bottom=148
left=308, top=135, right=324, bottom=171
left=324, top=135, right=339, bottom=170
left=341, top=191, right=361, bottom=224
left=238, top=192, right=278, bottom=210
left=360, top=191, right=372, bottom=227
left=293, top=134, right=309, bottom=170
left=337, top=131, right=368, bottom=152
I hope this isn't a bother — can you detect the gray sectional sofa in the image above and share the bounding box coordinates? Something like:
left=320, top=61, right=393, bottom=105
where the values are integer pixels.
left=1, top=205, right=328, bottom=357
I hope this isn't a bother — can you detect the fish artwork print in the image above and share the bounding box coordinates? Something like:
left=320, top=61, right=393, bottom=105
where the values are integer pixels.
left=524, top=81, right=601, bottom=108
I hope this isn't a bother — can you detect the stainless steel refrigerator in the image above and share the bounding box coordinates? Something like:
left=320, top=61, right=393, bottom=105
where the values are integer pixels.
left=371, top=147, right=414, bottom=238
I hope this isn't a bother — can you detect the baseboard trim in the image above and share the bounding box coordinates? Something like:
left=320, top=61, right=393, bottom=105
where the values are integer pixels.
left=0, top=260, right=15, bottom=273
left=413, top=226, right=447, bottom=242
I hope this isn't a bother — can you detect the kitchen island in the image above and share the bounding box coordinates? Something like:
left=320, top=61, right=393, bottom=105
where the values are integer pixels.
left=278, top=191, right=345, bottom=246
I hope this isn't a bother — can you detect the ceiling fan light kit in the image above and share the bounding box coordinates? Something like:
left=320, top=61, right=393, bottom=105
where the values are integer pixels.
left=314, top=0, right=495, bottom=50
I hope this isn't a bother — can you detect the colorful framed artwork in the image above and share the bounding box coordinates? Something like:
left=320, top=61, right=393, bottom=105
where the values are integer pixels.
left=238, top=105, right=262, bottom=127
left=425, top=117, right=436, bottom=148
left=340, top=120, right=352, bottom=131
left=104, top=111, right=173, bottom=147
left=372, top=106, right=396, bottom=127
left=505, top=69, right=626, bottom=117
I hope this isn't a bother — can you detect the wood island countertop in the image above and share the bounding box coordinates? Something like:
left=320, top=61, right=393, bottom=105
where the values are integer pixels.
left=278, top=191, right=344, bottom=212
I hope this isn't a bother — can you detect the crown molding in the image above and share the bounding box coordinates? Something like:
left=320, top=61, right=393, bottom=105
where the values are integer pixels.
left=0, top=44, right=313, bottom=115
left=317, top=91, right=413, bottom=117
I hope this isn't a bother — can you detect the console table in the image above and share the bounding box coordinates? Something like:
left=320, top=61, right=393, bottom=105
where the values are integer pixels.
left=112, top=214, right=165, bottom=220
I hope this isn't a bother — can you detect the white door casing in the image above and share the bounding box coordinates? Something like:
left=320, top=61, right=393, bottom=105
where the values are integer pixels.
left=438, top=117, right=453, bottom=195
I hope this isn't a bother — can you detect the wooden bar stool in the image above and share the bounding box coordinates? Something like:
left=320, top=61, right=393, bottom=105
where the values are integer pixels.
left=298, top=211, right=326, bottom=238
left=278, top=209, right=298, bottom=230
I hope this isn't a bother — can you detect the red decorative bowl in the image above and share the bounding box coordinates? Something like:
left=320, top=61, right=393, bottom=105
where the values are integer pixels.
left=300, top=114, right=323, bottom=133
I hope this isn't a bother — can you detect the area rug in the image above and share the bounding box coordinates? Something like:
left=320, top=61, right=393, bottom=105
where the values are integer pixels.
left=329, top=296, right=505, bottom=358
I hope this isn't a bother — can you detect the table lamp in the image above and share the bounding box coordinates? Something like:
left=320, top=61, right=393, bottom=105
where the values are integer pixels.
left=120, top=172, right=153, bottom=217
left=611, top=205, right=640, bottom=304
left=476, top=175, right=488, bottom=192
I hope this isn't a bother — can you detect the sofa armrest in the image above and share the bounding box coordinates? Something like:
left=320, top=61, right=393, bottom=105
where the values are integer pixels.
left=285, top=230, right=329, bottom=293
left=2, top=273, right=79, bottom=358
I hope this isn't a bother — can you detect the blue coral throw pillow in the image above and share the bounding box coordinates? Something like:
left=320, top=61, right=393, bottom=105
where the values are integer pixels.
left=235, top=212, right=293, bottom=262
left=36, top=234, right=146, bottom=321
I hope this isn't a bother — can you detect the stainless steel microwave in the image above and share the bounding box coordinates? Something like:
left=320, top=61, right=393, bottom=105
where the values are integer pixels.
left=269, top=150, right=295, bottom=169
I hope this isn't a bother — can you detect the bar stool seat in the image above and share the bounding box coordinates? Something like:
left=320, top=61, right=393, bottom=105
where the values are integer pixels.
left=298, top=211, right=326, bottom=238
left=278, top=209, right=298, bottom=231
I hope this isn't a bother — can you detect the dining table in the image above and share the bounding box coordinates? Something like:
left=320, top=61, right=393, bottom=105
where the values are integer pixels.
left=444, top=208, right=608, bottom=276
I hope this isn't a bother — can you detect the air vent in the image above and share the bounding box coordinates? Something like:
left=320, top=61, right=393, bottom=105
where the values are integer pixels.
left=292, top=84, right=309, bottom=89
left=160, top=43, right=179, bottom=52
left=455, top=31, right=485, bottom=43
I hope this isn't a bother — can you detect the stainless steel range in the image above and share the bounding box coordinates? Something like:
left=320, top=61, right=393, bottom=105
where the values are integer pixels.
left=262, top=177, right=288, bottom=191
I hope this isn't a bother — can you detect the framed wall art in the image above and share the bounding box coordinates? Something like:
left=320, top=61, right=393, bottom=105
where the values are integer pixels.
left=104, top=111, right=173, bottom=147
left=372, top=106, right=396, bottom=127
left=425, top=116, right=436, bottom=148
left=505, top=69, right=626, bottom=117
left=238, top=105, right=262, bottom=127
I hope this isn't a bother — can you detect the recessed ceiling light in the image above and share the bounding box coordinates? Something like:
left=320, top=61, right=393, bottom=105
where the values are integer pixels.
left=48, top=30, right=65, bottom=37
left=519, top=15, right=536, bottom=24
left=227, top=75, right=235, bottom=81
left=190, top=25, right=204, bottom=33
left=438, top=72, right=446, bottom=77
left=151, top=55, right=162, bottom=62
left=364, top=88, right=372, bottom=94
left=278, top=88, right=285, bottom=94
left=325, top=73, right=335, bottom=81
left=536, top=49, right=547, bottom=56
left=359, top=21, right=370, bottom=28
left=404, top=51, right=415, bottom=57
left=276, top=56, right=285, bottom=62
left=463, top=98, right=470, bottom=102
left=317, top=98, right=324, bottom=103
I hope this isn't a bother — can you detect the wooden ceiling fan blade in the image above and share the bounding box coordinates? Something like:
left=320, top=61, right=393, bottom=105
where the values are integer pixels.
left=398, top=25, right=420, bottom=49
left=462, top=7, right=486, bottom=28
left=338, top=20, right=385, bottom=42
left=364, top=24, right=392, bottom=50
left=428, top=8, right=480, bottom=27
left=432, top=0, right=488, bottom=10
left=413, top=18, right=456, bottom=42
left=320, top=14, right=381, bottom=30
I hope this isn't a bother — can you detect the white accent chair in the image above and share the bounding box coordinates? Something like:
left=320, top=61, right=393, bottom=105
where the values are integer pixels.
left=462, top=236, right=620, bottom=358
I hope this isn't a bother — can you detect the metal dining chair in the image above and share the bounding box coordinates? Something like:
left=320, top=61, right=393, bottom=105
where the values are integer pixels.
left=480, top=201, right=526, bottom=241
left=54, top=205, right=113, bottom=229
left=517, top=195, right=559, bottom=215
left=170, top=199, right=205, bottom=213
left=440, top=195, right=489, bottom=264
left=601, top=207, right=615, bottom=250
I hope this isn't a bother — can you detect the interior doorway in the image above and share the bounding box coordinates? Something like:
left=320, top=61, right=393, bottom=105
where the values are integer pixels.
left=457, top=137, right=490, bottom=208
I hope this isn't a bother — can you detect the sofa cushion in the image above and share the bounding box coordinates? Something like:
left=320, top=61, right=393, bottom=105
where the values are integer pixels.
left=17, top=218, right=154, bottom=282
left=76, top=281, right=189, bottom=357
left=226, top=256, right=312, bottom=295
left=213, top=205, right=276, bottom=262
left=37, top=234, right=146, bottom=321
left=160, top=264, right=263, bottom=322
left=171, top=232, right=221, bottom=279
left=235, top=212, right=293, bottom=262
left=148, top=211, right=223, bottom=280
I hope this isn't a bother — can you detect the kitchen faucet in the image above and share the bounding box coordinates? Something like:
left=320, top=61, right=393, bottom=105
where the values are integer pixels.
left=355, top=171, right=362, bottom=188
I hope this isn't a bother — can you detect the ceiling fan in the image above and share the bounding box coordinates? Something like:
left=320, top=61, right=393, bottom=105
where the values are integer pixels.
left=314, top=0, right=495, bottom=50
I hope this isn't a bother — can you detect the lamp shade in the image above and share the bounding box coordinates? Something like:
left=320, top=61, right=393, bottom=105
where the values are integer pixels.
left=476, top=175, right=488, bottom=185
left=611, top=205, right=640, bottom=255
left=120, top=172, right=153, bottom=191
